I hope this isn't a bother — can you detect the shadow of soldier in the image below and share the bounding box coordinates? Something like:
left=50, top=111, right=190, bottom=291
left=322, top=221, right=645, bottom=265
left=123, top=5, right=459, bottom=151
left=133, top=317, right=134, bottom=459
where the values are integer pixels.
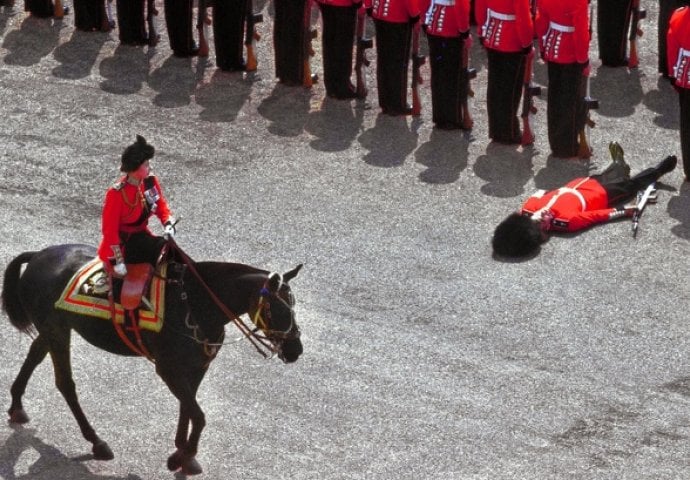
left=147, top=55, right=198, bottom=107
left=2, top=15, right=62, bottom=66
left=643, top=75, right=681, bottom=130
left=357, top=113, right=419, bottom=168
left=667, top=182, right=690, bottom=240
left=589, top=66, right=644, bottom=118
left=52, top=30, right=111, bottom=80
left=304, top=97, right=365, bottom=152
left=99, top=44, right=151, bottom=94
left=473, top=143, right=536, bottom=197
left=533, top=154, right=591, bottom=191
left=195, top=68, right=253, bottom=123
left=0, top=426, right=143, bottom=480
left=257, top=84, right=313, bottom=137
left=414, top=128, right=470, bottom=184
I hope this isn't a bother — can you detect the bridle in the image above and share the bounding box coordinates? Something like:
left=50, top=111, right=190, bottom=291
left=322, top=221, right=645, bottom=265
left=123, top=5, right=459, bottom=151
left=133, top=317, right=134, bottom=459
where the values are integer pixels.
left=163, top=241, right=299, bottom=360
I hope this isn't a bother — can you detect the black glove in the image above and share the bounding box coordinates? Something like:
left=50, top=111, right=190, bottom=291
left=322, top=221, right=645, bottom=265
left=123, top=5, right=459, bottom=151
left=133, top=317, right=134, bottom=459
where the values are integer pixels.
left=409, top=14, right=420, bottom=25
left=521, top=44, right=533, bottom=55
left=366, top=6, right=373, bottom=16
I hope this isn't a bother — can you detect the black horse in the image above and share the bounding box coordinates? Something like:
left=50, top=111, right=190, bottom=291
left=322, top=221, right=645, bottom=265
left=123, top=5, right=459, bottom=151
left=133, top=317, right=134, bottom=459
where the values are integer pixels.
left=1, top=243, right=303, bottom=475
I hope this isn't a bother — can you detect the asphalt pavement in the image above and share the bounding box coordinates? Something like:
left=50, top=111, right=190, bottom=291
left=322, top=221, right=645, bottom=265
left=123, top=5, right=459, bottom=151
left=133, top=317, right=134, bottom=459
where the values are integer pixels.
left=1, top=1, right=690, bottom=479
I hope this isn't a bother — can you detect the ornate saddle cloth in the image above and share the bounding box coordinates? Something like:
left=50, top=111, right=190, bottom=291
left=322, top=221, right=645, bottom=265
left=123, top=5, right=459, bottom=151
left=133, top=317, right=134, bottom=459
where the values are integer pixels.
left=54, top=258, right=166, bottom=332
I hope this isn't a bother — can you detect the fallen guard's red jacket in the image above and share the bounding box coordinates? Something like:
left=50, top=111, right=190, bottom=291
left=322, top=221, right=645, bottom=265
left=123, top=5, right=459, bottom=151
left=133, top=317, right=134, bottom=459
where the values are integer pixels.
left=520, top=177, right=619, bottom=232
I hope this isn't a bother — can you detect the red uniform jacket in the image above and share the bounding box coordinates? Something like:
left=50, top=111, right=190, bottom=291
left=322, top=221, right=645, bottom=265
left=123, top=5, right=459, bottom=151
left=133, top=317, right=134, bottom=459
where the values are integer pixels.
left=97, top=175, right=173, bottom=262
left=520, top=177, right=618, bottom=232
left=423, top=0, right=470, bottom=37
left=535, top=0, right=590, bottom=64
left=667, top=6, right=690, bottom=89
left=475, top=0, right=533, bottom=51
left=368, top=0, right=421, bottom=23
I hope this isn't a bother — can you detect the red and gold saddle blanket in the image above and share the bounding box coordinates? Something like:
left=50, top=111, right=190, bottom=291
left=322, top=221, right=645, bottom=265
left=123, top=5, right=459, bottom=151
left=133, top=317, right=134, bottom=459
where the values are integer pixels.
left=54, top=258, right=166, bottom=333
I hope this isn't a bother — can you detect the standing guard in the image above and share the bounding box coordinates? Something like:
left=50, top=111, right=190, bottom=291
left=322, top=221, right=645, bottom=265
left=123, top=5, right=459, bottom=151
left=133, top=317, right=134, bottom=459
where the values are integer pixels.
left=597, top=0, right=643, bottom=67
left=367, top=0, right=422, bottom=115
left=476, top=0, right=534, bottom=142
left=213, top=0, right=249, bottom=71
left=667, top=2, right=690, bottom=179
left=117, top=0, right=153, bottom=44
left=422, top=0, right=471, bottom=129
left=535, top=0, right=591, bottom=158
left=274, top=0, right=315, bottom=86
left=660, top=0, right=686, bottom=76
left=73, top=0, right=111, bottom=31
left=164, top=0, right=199, bottom=56
left=316, top=0, right=360, bottom=98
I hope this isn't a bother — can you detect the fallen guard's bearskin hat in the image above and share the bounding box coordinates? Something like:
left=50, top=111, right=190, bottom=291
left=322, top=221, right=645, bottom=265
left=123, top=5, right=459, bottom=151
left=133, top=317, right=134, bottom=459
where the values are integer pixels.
left=492, top=213, right=544, bottom=258
left=120, top=135, right=155, bottom=173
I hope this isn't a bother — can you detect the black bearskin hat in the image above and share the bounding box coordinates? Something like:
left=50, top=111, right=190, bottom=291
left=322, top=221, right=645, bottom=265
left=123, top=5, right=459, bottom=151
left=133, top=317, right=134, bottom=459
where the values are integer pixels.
left=492, top=213, right=544, bottom=257
left=120, top=135, right=155, bottom=172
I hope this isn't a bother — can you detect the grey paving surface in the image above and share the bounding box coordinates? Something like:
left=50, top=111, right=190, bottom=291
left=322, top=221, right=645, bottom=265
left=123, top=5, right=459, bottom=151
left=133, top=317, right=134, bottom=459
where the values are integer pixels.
left=0, top=1, right=690, bottom=478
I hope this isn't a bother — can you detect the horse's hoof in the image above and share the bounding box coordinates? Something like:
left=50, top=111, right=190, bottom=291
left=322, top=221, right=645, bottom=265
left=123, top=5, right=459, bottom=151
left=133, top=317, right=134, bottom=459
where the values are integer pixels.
left=92, top=440, right=114, bottom=460
left=181, top=457, right=203, bottom=475
left=8, top=408, right=29, bottom=424
left=167, top=449, right=184, bottom=471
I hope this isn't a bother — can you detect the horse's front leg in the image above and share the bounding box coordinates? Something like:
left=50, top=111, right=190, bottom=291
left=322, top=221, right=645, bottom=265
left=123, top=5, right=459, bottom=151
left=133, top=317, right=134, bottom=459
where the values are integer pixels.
left=158, top=365, right=207, bottom=475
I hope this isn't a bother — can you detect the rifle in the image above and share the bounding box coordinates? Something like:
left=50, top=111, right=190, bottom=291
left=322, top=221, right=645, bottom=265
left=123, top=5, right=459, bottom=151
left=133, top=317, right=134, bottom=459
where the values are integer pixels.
left=53, top=0, right=64, bottom=18
left=303, top=0, right=318, bottom=87
left=197, top=0, right=210, bottom=57
left=461, top=35, right=477, bottom=129
left=577, top=1, right=597, bottom=158
left=411, top=21, right=425, bottom=116
left=628, top=0, right=646, bottom=68
left=631, top=182, right=658, bottom=237
left=520, top=48, right=541, bottom=145
left=354, top=6, right=373, bottom=98
left=147, top=0, right=159, bottom=47
left=244, top=0, right=263, bottom=72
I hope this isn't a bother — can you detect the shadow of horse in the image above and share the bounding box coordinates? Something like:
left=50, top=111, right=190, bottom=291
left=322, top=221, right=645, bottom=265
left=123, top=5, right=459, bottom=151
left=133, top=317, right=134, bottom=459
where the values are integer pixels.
left=2, top=15, right=62, bottom=66
left=667, top=182, right=690, bottom=240
left=0, top=426, right=143, bottom=480
left=52, top=29, right=111, bottom=80
left=589, top=66, right=644, bottom=118
left=304, top=97, right=366, bottom=152
left=533, top=154, right=592, bottom=191
left=147, top=55, right=198, bottom=108
left=643, top=75, right=681, bottom=130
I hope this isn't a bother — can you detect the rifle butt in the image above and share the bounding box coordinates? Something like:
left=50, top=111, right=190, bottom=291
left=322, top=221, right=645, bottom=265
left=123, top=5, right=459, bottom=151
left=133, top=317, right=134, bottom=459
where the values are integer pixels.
left=628, top=43, right=638, bottom=68
left=521, top=117, right=534, bottom=146
left=461, top=103, right=473, bottom=130
left=147, top=0, right=159, bottom=46
left=198, top=33, right=209, bottom=57
left=412, top=90, right=422, bottom=116
left=246, top=45, right=258, bottom=71
left=99, top=0, right=112, bottom=31
left=577, top=129, right=592, bottom=159
left=53, top=0, right=64, bottom=18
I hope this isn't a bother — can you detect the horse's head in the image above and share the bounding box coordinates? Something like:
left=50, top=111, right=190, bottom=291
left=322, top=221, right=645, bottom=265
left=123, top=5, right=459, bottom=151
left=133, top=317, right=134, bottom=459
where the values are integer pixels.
left=250, top=264, right=303, bottom=363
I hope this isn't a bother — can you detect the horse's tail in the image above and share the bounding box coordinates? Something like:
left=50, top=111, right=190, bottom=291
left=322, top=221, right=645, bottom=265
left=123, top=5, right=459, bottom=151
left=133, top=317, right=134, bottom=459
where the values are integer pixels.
left=2, top=252, right=38, bottom=335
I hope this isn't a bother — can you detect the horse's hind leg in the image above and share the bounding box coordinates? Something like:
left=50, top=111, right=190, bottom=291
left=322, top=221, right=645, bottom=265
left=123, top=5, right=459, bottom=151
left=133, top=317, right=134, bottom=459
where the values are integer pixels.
left=47, top=334, right=114, bottom=460
left=8, top=335, right=49, bottom=424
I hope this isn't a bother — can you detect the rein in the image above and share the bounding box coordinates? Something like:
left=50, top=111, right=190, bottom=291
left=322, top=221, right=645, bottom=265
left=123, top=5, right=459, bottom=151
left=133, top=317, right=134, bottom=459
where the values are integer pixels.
left=165, top=240, right=278, bottom=359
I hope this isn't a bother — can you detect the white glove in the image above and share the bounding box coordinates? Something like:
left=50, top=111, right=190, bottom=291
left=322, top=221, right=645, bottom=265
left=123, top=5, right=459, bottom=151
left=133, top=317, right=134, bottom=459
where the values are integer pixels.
left=164, top=220, right=176, bottom=239
left=113, top=262, right=127, bottom=277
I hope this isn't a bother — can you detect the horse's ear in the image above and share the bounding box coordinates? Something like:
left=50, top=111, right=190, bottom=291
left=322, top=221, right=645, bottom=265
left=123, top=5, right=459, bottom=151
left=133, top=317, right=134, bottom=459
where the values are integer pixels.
left=283, top=264, right=303, bottom=283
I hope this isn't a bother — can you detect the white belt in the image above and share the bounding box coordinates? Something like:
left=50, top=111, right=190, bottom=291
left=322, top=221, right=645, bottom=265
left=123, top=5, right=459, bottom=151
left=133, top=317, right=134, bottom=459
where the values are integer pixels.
left=529, top=184, right=587, bottom=220
left=549, top=21, right=575, bottom=33
left=487, top=8, right=515, bottom=21
left=433, top=0, right=454, bottom=5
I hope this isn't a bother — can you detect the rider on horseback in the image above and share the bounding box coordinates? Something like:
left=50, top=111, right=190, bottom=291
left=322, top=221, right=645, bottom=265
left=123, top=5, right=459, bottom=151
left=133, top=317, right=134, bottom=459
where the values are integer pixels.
left=97, top=134, right=176, bottom=277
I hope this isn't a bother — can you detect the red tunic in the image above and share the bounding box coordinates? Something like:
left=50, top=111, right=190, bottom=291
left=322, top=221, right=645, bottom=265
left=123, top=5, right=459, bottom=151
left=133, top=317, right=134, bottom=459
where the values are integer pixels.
left=535, top=0, right=590, bottom=64
left=474, top=0, right=533, bottom=51
left=369, top=0, right=421, bottom=23
left=316, top=0, right=358, bottom=7
left=520, top=177, right=618, bottom=232
left=97, top=175, right=173, bottom=262
left=423, top=0, right=470, bottom=37
left=667, top=6, right=690, bottom=89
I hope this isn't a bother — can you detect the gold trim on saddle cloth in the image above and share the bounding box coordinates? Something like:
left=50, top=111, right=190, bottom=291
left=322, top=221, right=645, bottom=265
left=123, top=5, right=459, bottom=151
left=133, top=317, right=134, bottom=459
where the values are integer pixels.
left=54, top=258, right=166, bottom=333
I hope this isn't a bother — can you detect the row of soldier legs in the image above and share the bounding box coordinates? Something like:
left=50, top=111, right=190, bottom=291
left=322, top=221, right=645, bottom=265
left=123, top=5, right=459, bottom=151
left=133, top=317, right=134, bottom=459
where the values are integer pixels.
left=15, top=0, right=690, bottom=172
